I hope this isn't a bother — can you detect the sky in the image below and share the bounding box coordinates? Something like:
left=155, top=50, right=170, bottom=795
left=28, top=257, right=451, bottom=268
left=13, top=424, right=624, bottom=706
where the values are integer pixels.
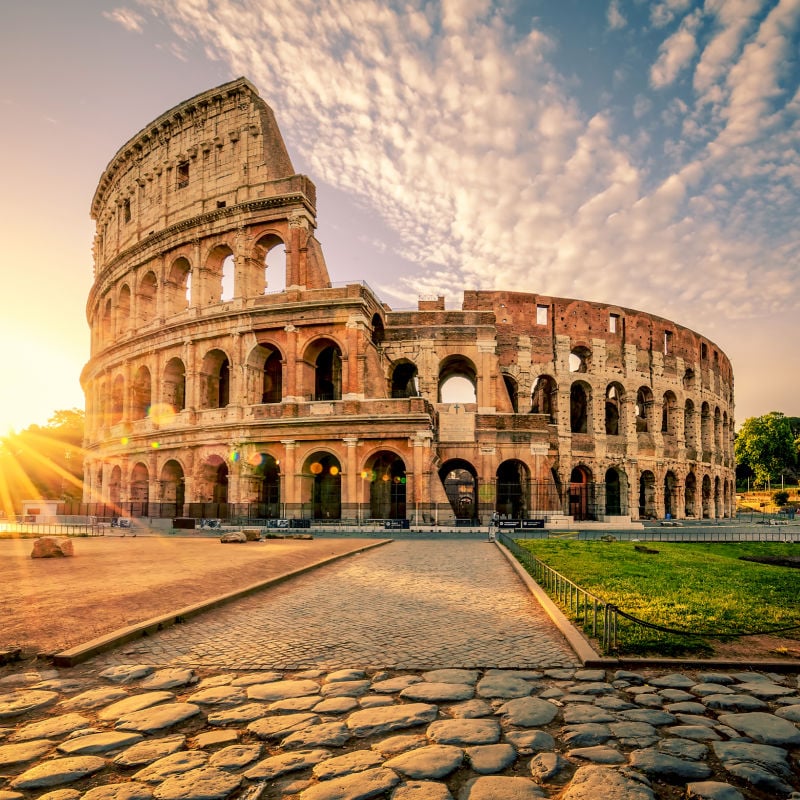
left=1, top=0, right=798, bottom=434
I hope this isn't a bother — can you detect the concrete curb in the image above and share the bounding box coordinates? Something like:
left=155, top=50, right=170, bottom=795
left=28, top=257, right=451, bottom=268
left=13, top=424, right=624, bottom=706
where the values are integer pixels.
left=52, top=539, right=392, bottom=668
left=495, top=541, right=800, bottom=673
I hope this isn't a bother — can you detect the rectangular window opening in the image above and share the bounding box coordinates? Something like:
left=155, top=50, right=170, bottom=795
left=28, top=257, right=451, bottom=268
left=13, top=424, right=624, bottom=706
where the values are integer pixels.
left=216, top=200, right=226, bottom=209
left=609, top=313, right=620, bottom=333
left=536, top=304, right=548, bottom=325
left=664, top=330, right=673, bottom=354
left=177, top=161, right=189, bottom=189
left=701, top=342, right=708, bottom=360
left=122, top=198, right=131, bottom=224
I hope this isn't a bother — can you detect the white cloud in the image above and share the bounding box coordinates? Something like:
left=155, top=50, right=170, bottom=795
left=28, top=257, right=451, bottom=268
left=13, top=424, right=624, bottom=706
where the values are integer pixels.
left=103, top=7, right=145, bottom=33
left=650, top=0, right=692, bottom=28
left=650, top=9, right=703, bottom=88
left=607, top=0, right=627, bottom=30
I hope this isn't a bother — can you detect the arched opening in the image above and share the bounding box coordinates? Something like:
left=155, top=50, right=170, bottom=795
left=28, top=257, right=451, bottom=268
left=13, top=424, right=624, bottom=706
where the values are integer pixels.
left=682, top=368, right=695, bottom=390
left=714, top=407, right=722, bottom=452
left=250, top=453, right=281, bottom=518
left=604, top=467, right=626, bottom=516
left=109, top=465, right=122, bottom=507
left=662, top=391, right=678, bottom=436
left=684, top=471, right=697, bottom=517
left=131, top=366, right=151, bottom=420
left=639, top=470, right=656, bottom=519
left=569, top=345, right=591, bottom=373
left=503, top=374, right=519, bottom=413
left=101, top=297, right=113, bottom=343
left=314, top=344, right=342, bottom=401
left=390, top=361, right=419, bottom=398
left=167, top=257, right=191, bottom=314
left=160, top=459, right=185, bottom=515
left=118, top=284, right=131, bottom=334
left=439, top=459, right=478, bottom=521
left=714, top=475, right=722, bottom=518
left=569, top=466, right=593, bottom=521
left=304, top=452, right=342, bottom=520
left=702, top=474, right=712, bottom=518
left=130, top=462, right=149, bottom=509
left=364, top=452, right=406, bottom=520
left=163, top=357, right=186, bottom=413
left=570, top=382, right=591, bottom=434
left=137, top=271, right=157, bottom=325
left=371, top=314, right=385, bottom=347
left=684, top=400, right=697, bottom=452
left=256, top=234, right=287, bottom=294
left=636, top=387, right=653, bottom=433
left=221, top=254, right=235, bottom=302
left=701, top=402, right=712, bottom=455
left=201, top=349, right=230, bottom=409
left=496, top=459, right=529, bottom=518
left=530, top=375, right=557, bottom=423
left=438, top=355, right=477, bottom=404
left=111, top=375, right=125, bottom=425
left=664, top=471, right=678, bottom=518
left=605, top=383, right=623, bottom=435
left=204, top=245, right=234, bottom=305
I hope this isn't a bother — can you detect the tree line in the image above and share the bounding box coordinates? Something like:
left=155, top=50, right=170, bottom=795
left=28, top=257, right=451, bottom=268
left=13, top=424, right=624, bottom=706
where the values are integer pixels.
left=734, top=412, right=800, bottom=489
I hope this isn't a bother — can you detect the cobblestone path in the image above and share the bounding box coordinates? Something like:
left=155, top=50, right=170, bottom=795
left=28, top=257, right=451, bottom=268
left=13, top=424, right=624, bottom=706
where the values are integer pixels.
left=95, top=540, right=579, bottom=671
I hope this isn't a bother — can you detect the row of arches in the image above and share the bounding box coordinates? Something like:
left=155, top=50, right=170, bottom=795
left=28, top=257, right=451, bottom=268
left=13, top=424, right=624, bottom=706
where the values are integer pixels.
left=94, top=234, right=288, bottom=347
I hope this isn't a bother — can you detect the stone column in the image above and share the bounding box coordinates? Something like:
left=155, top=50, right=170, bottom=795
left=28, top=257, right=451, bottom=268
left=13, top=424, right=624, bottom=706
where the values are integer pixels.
left=343, top=437, right=359, bottom=514
left=281, top=440, right=297, bottom=511
left=476, top=340, right=496, bottom=412
left=344, top=318, right=362, bottom=399
left=283, top=324, right=300, bottom=400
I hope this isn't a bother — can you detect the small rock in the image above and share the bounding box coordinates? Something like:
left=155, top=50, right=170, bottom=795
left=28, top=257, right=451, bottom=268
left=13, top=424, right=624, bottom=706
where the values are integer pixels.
left=31, top=537, right=74, bottom=558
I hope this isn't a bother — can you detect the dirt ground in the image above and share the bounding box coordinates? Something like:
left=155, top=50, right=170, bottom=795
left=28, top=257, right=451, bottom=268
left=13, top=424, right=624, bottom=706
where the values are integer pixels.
left=0, top=534, right=376, bottom=656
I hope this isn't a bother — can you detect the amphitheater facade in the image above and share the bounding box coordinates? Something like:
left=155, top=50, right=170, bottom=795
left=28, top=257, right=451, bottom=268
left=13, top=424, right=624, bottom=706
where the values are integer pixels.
left=81, top=78, right=735, bottom=525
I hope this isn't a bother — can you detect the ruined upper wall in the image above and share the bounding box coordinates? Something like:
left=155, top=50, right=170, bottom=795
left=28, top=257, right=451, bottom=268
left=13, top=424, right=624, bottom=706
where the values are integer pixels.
left=90, top=77, right=316, bottom=272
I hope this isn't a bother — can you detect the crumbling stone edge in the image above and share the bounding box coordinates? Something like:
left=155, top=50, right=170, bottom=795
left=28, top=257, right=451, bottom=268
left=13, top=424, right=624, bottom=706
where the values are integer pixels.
left=52, top=539, right=392, bottom=668
left=494, top=540, right=800, bottom=674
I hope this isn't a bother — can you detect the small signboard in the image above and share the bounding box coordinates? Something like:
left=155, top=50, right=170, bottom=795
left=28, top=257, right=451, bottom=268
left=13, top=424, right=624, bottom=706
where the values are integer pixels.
left=521, top=519, right=545, bottom=528
left=384, top=519, right=410, bottom=530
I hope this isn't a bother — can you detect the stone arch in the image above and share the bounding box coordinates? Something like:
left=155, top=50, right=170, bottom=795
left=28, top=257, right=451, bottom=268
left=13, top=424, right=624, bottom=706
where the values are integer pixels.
left=131, top=366, right=151, bottom=420
left=249, top=452, right=281, bottom=517
left=503, top=374, right=519, bottom=413
left=702, top=473, right=712, bottom=518
left=684, top=471, right=697, bottom=517
left=247, top=342, right=283, bottom=404
left=390, top=360, right=419, bottom=398
left=204, top=244, right=235, bottom=305
left=371, top=314, right=385, bottom=347
left=364, top=450, right=406, bottom=519
left=118, top=284, right=132, bottom=334
left=639, top=470, right=656, bottom=519
left=302, top=337, right=342, bottom=401
left=136, top=271, right=158, bottom=325
left=198, top=454, right=229, bottom=505
left=109, top=465, right=122, bottom=507
left=636, top=386, right=653, bottom=433
left=714, top=475, right=722, bottom=518
left=439, top=459, right=478, bottom=520
left=664, top=470, right=678, bottom=519
left=496, top=459, right=529, bottom=518
left=130, top=461, right=149, bottom=504
left=200, top=349, right=231, bottom=409
left=569, top=345, right=592, bottom=373
left=605, top=383, right=624, bottom=435
left=570, top=381, right=591, bottom=434
left=101, top=296, right=113, bottom=344
left=569, top=465, right=593, bottom=521
left=111, top=374, right=125, bottom=425
left=166, top=256, right=192, bottom=314
left=438, top=355, right=477, bottom=403
left=604, top=466, right=627, bottom=516
left=163, top=357, right=186, bottom=413
left=714, top=406, right=722, bottom=452
left=303, top=451, right=341, bottom=519
left=701, top=402, right=712, bottom=455
left=662, top=391, right=678, bottom=436
left=530, top=375, right=557, bottom=422
left=255, top=232, right=287, bottom=294
left=160, top=459, right=185, bottom=513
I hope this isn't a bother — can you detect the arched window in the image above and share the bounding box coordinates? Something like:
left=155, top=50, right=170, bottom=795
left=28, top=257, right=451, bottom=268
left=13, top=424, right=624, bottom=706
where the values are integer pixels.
left=636, top=387, right=653, bottom=433
left=315, top=345, right=342, bottom=401
left=570, top=382, right=591, bottom=433
left=639, top=470, right=656, bottom=519
left=365, top=452, right=406, bottom=519
left=164, top=357, right=186, bottom=412
left=251, top=453, right=280, bottom=518
left=201, top=350, right=231, bottom=408
left=130, top=462, right=149, bottom=506
left=167, top=257, right=191, bottom=314
left=131, top=366, right=151, bottom=420
left=205, top=245, right=234, bottom=305
left=305, top=452, right=341, bottom=519
left=137, top=272, right=157, bottom=325
left=664, top=471, right=678, bottom=518
left=569, top=466, right=593, bottom=521
left=662, top=391, right=678, bottom=435
left=160, top=459, right=185, bottom=515
left=604, top=467, right=626, bottom=516
left=503, top=375, right=519, bottom=413
left=371, top=314, right=385, bottom=347
left=684, top=472, right=697, bottom=517
left=684, top=400, right=697, bottom=451
left=531, top=375, right=557, bottom=423
left=391, top=361, right=419, bottom=398
left=605, top=384, right=623, bottom=435
left=256, top=234, right=287, bottom=294
left=118, top=284, right=131, bottom=334
left=496, top=460, right=529, bottom=518
left=439, top=459, right=478, bottom=520
left=569, top=345, right=591, bottom=373
left=438, top=356, right=477, bottom=404
left=701, top=402, right=712, bottom=455
left=221, top=254, right=235, bottom=301
left=111, top=375, right=125, bottom=424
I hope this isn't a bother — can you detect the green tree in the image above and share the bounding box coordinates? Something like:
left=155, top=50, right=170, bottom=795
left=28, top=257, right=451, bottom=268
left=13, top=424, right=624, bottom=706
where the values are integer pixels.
left=734, top=412, right=797, bottom=487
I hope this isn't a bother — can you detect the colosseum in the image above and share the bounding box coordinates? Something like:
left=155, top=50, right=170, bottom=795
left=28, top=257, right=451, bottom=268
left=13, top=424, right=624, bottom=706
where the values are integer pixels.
left=81, top=77, right=735, bottom=527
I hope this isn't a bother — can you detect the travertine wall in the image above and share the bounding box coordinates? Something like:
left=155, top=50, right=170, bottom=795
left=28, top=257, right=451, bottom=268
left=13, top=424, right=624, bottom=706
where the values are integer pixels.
left=82, top=78, right=735, bottom=522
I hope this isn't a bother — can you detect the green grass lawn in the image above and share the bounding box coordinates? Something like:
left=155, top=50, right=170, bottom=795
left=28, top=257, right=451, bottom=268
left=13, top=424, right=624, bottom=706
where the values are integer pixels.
left=516, top=540, right=800, bottom=656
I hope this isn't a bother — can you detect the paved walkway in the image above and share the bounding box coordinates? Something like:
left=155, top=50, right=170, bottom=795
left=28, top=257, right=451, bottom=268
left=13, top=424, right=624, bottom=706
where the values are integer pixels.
left=93, top=540, right=578, bottom=671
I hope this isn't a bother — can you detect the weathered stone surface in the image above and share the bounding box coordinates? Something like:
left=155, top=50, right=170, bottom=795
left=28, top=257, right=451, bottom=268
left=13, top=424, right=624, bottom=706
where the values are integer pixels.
left=702, top=694, right=767, bottom=712
left=10, top=755, right=106, bottom=789
left=326, top=669, right=366, bottom=683
left=561, top=723, right=612, bottom=748
left=152, top=766, right=241, bottom=799
left=447, top=699, right=493, bottom=719
left=400, top=682, right=474, bottom=703
left=563, top=705, right=617, bottom=725
left=346, top=704, right=438, bottom=738
left=98, top=691, right=175, bottom=721
left=320, top=680, right=371, bottom=698
left=82, top=783, right=154, bottom=800
left=314, top=696, right=359, bottom=714
left=8, top=712, right=88, bottom=742
left=220, top=531, right=247, bottom=543
left=113, top=735, right=186, bottom=766
left=649, top=674, right=696, bottom=689
left=460, top=775, right=546, bottom=799
left=269, top=695, right=321, bottom=711
left=248, top=712, right=320, bottom=740
left=735, top=681, right=796, bottom=699
left=57, top=730, right=143, bottom=754
left=299, top=767, right=400, bottom=800
left=465, top=743, right=516, bottom=773
left=31, top=537, right=74, bottom=558
left=658, top=738, right=708, bottom=761
left=391, top=780, right=453, bottom=800
left=312, top=750, right=384, bottom=780
left=207, top=743, right=262, bottom=770
left=230, top=672, right=282, bottom=686
left=475, top=675, right=533, bottom=699
left=565, top=681, right=615, bottom=696
left=0, top=689, right=59, bottom=719
left=665, top=701, right=707, bottom=715
left=422, top=669, right=480, bottom=685
left=385, top=744, right=463, bottom=779
left=186, top=686, right=246, bottom=706
left=712, top=741, right=795, bottom=795
left=133, top=750, right=209, bottom=782
left=559, top=765, right=655, bottom=800
left=716, top=711, right=800, bottom=745
left=282, top=721, right=351, bottom=748
left=690, top=683, right=734, bottom=697
left=137, top=668, right=195, bottom=691
left=497, top=696, right=558, bottom=727
left=628, top=749, right=712, bottom=782
left=99, top=665, right=154, bottom=684
left=370, top=676, right=423, bottom=693
left=0, top=738, right=54, bottom=766
left=685, top=781, right=745, bottom=800
left=193, top=729, right=239, bottom=749
left=427, top=718, right=501, bottom=746
left=358, top=696, right=393, bottom=708
left=503, top=729, right=555, bottom=753
left=61, top=687, right=129, bottom=711
left=665, top=725, right=721, bottom=742
left=567, top=745, right=626, bottom=764
left=618, top=708, right=675, bottom=725
left=370, top=734, right=425, bottom=756
left=244, top=748, right=331, bottom=779
left=115, top=702, right=200, bottom=733
left=247, top=679, right=320, bottom=702
left=25, top=791, right=78, bottom=800
left=775, top=704, right=800, bottom=722
left=529, top=751, right=569, bottom=782
left=207, top=703, right=267, bottom=725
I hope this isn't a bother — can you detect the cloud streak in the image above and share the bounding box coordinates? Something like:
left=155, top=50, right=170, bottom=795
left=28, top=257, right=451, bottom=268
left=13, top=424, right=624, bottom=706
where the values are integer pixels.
left=135, top=0, right=800, bottom=331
